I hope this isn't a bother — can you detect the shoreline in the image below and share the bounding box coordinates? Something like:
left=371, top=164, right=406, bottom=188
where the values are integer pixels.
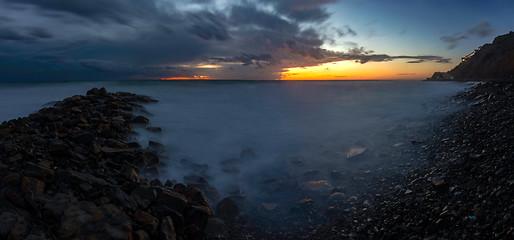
left=290, top=81, right=513, bottom=239
left=1, top=81, right=512, bottom=239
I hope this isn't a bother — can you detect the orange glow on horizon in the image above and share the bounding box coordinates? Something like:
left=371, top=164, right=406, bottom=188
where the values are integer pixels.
left=281, top=60, right=443, bottom=80
left=161, top=75, right=213, bottom=80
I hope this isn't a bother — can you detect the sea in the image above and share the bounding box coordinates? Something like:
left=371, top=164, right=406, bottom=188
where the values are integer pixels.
left=0, top=80, right=470, bottom=206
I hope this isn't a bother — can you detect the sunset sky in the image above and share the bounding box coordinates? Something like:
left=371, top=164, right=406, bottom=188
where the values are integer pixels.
left=0, top=0, right=513, bottom=81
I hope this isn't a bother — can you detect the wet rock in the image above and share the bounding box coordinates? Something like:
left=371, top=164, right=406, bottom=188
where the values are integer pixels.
left=346, top=147, right=367, bottom=159
left=134, top=210, right=159, bottom=235
left=204, top=218, right=227, bottom=239
left=146, top=127, right=162, bottom=133
left=186, top=205, right=212, bottom=230
left=131, top=186, right=157, bottom=209
left=261, top=202, right=278, bottom=211
left=240, top=148, right=256, bottom=159
left=0, top=212, right=19, bottom=239
left=302, top=180, right=333, bottom=193
left=111, top=188, right=137, bottom=211
left=21, top=176, right=45, bottom=194
left=42, top=193, right=71, bottom=220
left=216, top=197, right=238, bottom=219
left=133, top=116, right=150, bottom=124
left=156, top=189, right=187, bottom=214
left=289, top=198, right=316, bottom=217
left=134, top=230, right=151, bottom=240
left=160, top=216, right=176, bottom=240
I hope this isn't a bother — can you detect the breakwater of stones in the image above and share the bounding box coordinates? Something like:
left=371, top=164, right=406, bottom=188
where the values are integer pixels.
left=0, top=88, right=225, bottom=240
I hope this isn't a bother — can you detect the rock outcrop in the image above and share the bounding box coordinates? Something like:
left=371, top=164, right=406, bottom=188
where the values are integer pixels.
left=429, top=31, right=514, bottom=80
left=0, top=88, right=223, bottom=240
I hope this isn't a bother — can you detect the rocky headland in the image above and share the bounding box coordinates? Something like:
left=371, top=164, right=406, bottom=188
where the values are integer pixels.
left=428, top=31, right=514, bottom=81
left=0, top=88, right=224, bottom=240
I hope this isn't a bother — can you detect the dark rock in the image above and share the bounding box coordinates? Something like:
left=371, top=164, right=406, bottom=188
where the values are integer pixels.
left=215, top=197, right=238, bottom=219
left=42, top=193, right=71, bottom=220
left=134, top=230, right=151, bottom=240
left=204, top=218, right=227, bottom=239
left=156, top=189, right=187, bottom=214
left=111, top=188, right=137, bottom=211
left=240, top=148, right=256, bottom=159
left=134, top=210, right=159, bottom=236
left=150, top=178, right=163, bottom=187
left=186, top=205, right=212, bottom=230
left=133, top=116, right=150, bottom=124
left=146, top=127, right=162, bottom=133
left=131, top=186, right=157, bottom=209
left=0, top=212, right=19, bottom=239
left=160, top=216, right=176, bottom=240
left=21, top=176, right=45, bottom=194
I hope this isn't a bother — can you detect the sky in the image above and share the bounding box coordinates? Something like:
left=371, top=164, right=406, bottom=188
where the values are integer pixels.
left=0, top=0, right=513, bottom=81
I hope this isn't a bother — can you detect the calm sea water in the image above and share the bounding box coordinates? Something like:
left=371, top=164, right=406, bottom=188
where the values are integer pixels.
left=0, top=80, right=469, bottom=202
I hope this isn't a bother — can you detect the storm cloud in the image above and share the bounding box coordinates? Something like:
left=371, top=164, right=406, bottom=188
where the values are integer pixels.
left=0, top=0, right=451, bottom=80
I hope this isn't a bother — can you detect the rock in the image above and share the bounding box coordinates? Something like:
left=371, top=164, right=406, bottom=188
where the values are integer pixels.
left=289, top=198, right=315, bottom=217
left=134, top=210, right=159, bottom=235
left=204, top=218, right=227, bottom=239
left=216, top=197, right=238, bottom=219
left=21, top=176, right=45, bottom=194
left=185, top=205, right=212, bottom=230
left=156, top=189, right=187, bottom=213
left=261, top=202, right=278, bottom=211
left=112, top=188, right=137, bottom=211
left=0, top=212, right=19, bottom=239
left=346, top=147, right=367, bottom=159
left=432, top=178, right=448, bottom=192
left=328, top=192, right=346, bottom=204
left=160, top=217, right=176, bottom=240
left=134, top=230, right=151, bottom=240
left=146, top=127, right=162, bottom=133
left=9, top=216, right=29, bottom=240
left=186, top=186, right=210, bottom=207
left=48, top=141, right=72, bottom=158
left=133, top=116, right=150, bottom=124
left=150, top=178, right=163, bottom=187
left=58, top=201, right=95, bottom=238
left=240, top=148, right=256, bottom=159
left=42, top=193, right=71, bottom=220
left=302, top=180, right=333, bottom=192
left=131, top=186, right=157, bottom=209
left=23, top=162, right=54, bottom=182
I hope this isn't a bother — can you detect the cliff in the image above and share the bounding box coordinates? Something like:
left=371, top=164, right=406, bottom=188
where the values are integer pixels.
left=431, top=31, right=514, bottom=80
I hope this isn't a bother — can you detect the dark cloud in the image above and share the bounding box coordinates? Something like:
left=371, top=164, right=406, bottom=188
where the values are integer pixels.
left=262, top=0, right=338, bottom=22
left=230, top=5, right=299, bottom=33
left=2, top=0, right=145, bottom=24
left=210, top=53, right=273, bottom=66
left=0, top=0, right=450, bottom=81
left=0, top=27, right=32, bottom=41
left=0, top=16, right=13, bottom=22
left=441, top=21, right=494, bottom=49
left=189, top=12, right=231, bottom=41
left=340, top=51, right=451, bottom=64
left=29, top=28, right=52, bottom=39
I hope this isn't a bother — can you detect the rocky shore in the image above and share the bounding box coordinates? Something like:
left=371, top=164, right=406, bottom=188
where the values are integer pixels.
left=0, top=88, right=224, bottom=240
left=223, top=81, right=513, bottom=239
left=1, top=81, right=512, bottom=239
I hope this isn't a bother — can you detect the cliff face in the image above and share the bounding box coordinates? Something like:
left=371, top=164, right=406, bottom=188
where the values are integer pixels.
left=447, top=31, right=514, bottom=80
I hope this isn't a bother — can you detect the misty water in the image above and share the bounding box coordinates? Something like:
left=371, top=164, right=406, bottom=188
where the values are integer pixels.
left=0, top=80, right=468, bottom=212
